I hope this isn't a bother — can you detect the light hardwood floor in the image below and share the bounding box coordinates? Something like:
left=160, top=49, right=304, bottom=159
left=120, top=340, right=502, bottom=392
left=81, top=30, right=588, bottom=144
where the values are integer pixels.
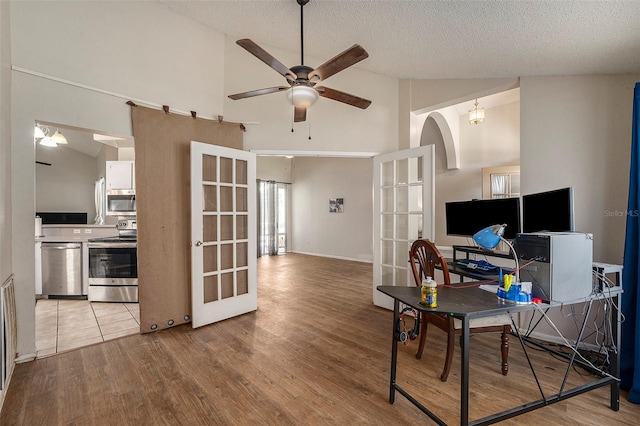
left=2, top=253, right=639, bottom=425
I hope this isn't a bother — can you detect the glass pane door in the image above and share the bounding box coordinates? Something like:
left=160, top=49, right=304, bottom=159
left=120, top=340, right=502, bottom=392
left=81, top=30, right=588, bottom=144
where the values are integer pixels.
left=373, top=146, right=435, bottom=309
left=191, top=142, right=257, bottom=328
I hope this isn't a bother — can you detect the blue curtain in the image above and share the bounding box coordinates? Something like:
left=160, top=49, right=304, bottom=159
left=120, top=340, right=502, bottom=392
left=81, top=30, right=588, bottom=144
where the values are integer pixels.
left=622, top=82, right=640, bottom=404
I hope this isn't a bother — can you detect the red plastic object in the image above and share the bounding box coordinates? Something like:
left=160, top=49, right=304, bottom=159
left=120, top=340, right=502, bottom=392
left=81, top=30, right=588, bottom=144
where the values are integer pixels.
left=532, top=297, right=542, bottom=304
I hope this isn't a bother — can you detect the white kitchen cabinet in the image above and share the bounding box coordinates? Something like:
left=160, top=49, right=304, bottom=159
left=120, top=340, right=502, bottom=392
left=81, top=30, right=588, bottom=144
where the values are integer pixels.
left=106, top=161, right=135, bottom=190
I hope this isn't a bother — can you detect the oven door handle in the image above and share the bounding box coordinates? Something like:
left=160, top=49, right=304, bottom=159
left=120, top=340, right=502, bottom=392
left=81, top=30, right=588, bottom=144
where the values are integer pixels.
left=87, top=242, right=137, bottom=249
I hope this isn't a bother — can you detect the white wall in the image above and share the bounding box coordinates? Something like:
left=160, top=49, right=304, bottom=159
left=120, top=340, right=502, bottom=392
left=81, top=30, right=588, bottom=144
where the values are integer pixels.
left=118, top=147, right=135, bottom=161
left=519, top=75, right=635, bottom=349
left=12, top=1, right=225, bottom=119
left=0, top=0, right=11, bottom=283
left=35, top=144, right=98, bottom=220
left=291, top=157, right=373, bottom=262
left=10, top=0, right=226, bottom=359
left=223, top=37, right=399, bottom=155
left=256, top=156, right=293, bottom=183
left=520, top=75, right=639, bottom=264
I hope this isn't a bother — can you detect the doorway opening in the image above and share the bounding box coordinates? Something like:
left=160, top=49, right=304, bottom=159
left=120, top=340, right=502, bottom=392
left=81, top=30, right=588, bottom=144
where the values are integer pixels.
left=257, top=180, right=290, bottom=256
left=34, top=122, right=138, bottom=358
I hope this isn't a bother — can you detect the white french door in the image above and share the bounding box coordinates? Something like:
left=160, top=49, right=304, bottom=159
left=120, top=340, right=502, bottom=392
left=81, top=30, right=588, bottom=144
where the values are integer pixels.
left=190, top=142, right=257, bottom=328
left=373, top=146, right=435, bottom=309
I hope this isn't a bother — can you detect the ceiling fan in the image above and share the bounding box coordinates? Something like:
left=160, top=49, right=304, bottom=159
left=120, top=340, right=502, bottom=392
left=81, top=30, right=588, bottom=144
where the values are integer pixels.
left=227, top=0, right=371, bottom=123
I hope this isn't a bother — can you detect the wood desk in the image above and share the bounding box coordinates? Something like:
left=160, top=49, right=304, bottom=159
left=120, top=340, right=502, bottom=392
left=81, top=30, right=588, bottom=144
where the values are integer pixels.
left=376, top=285, right=621, bottom=425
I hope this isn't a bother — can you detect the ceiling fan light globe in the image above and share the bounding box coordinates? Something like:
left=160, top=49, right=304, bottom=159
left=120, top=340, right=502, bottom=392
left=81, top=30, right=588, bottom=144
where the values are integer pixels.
left=287, top=86, right=318, bottom=108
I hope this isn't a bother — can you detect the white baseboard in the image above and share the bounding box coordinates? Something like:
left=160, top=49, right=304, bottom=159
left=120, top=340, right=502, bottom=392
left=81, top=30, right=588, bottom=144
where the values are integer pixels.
left=15, top=353, right=37, bottom=363
left=290, top=250, right=372, bottom=264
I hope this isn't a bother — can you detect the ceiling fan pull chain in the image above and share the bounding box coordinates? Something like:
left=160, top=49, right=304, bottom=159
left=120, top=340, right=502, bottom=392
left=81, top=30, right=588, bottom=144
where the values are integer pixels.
left=308, top=109, right=312, bottom=140
left=291, top=104, right=295, bottom=133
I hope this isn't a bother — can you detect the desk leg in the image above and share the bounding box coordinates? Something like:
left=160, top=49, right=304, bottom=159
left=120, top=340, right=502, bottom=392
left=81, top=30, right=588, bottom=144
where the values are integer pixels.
left=558, top=300, right=593, bottom=396
left=389, top=299, right=399, bottom=404
left=460, top=317, right=470, bottom=426
left=610, top=293, right=621, bottom=411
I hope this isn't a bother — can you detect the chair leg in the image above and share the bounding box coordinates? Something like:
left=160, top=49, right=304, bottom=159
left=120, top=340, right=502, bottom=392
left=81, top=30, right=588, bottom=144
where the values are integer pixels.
left=440, top=330, right=455, bottom=382
left=415, top=317, right=427, bottom=359
left=500, top=328, right=509, bottom=376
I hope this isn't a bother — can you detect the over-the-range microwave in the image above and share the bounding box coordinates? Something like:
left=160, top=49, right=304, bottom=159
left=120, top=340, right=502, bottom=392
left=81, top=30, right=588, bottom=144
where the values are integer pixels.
left=106, top=189, right=136, bottom=216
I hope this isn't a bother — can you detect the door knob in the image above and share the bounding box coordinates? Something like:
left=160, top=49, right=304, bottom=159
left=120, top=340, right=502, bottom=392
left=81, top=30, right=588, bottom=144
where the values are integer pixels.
left=195, top=241, right=203, bottom=247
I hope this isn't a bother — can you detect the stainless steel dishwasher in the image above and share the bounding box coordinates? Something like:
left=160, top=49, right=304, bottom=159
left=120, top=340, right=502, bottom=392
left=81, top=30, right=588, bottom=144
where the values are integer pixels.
left=41, top=242, right=83, bottom=296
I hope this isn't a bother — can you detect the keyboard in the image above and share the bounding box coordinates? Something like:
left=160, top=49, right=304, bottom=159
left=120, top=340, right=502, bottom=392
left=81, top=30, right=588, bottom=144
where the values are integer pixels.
left=454, top=259, right=499, bottom=273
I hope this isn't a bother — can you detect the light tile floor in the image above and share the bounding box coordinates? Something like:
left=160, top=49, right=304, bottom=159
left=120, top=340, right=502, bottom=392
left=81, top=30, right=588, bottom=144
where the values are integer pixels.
left=35, top=298, right=140, bottom=358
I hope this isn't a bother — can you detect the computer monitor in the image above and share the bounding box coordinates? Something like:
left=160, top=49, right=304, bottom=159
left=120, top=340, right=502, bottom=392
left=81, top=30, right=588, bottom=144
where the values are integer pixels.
left=522, top=187, right=574, bottom=233
left=445, top=197, right=521, bottom=240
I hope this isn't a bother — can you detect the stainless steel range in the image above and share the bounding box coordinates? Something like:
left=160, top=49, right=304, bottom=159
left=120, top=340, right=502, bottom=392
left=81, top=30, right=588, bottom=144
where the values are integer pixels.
left=87, top=219, right=137, bottom=303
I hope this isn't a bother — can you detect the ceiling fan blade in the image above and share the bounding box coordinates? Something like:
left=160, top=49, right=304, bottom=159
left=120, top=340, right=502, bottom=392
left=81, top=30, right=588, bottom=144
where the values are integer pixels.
left=236, top=39, right=296, bottom=81
left=294, top=106, right=307, bottom=122
left=316, top=86, right=371, bottom=109
left=228, top=86, right=289, bottom=100
left=308, top=44, right=369, bottom=82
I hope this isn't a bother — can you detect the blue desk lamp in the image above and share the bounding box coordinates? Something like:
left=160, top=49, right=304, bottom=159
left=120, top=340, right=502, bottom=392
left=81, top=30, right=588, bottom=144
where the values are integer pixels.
left=472, top=224, right=520, bottom=282
left=473, top=224, right=532, bottom=303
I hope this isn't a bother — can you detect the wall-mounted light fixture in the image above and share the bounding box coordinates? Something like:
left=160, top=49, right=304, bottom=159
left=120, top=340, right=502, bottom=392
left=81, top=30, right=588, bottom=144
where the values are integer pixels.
left=34, top=125, right=68, bottom=147
left=469, top=99, right=485, bottom=124
left=50, top=130, right=68, bottom=145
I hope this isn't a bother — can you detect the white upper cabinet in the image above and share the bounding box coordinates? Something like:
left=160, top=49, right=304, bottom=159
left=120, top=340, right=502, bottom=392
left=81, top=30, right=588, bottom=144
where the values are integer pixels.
left=106, top=161, right=135, bottom=190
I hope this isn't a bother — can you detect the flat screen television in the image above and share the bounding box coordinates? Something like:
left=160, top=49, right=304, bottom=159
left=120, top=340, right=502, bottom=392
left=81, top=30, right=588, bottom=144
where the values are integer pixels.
left=445, top=197, right=521, bottom=240
left=522, top=187, right=574, bottom=233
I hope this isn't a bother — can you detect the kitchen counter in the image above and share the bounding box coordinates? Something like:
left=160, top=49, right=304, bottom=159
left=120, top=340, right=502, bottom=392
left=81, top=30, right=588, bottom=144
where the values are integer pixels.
left=42, top=224, right=117, bottom=228
left=36, top=236, right=96, bottom=242
left=38, top=224, right=118, bottom=242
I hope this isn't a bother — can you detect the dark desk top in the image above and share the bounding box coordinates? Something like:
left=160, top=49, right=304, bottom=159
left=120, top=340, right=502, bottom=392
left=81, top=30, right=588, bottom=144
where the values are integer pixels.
left=376, top=285, right=542, bottom=319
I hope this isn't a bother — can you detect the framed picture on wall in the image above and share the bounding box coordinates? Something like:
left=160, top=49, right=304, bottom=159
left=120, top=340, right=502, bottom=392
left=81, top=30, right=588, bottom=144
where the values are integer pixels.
left=329, top=198, right=344, bottom=213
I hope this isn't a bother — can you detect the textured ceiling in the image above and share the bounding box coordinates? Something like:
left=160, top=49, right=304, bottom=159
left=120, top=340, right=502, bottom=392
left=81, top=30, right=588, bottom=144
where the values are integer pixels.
left=157, top=0, right=640, bottom=80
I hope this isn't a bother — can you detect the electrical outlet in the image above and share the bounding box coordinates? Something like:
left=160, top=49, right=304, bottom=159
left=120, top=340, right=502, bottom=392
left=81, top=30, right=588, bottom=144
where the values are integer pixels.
left=73, top=229, right=81, bottom=234
left=84, top=229, right=92, bottom=234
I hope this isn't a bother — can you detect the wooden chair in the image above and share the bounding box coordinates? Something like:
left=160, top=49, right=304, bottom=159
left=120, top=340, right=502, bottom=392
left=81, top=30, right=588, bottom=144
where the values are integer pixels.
left=409, top=239, right=511, bottom=382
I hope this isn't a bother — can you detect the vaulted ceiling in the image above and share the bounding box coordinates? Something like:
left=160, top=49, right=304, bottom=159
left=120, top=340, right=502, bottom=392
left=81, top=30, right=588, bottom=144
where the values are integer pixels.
left=158, top=0, right=640, bottom=80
